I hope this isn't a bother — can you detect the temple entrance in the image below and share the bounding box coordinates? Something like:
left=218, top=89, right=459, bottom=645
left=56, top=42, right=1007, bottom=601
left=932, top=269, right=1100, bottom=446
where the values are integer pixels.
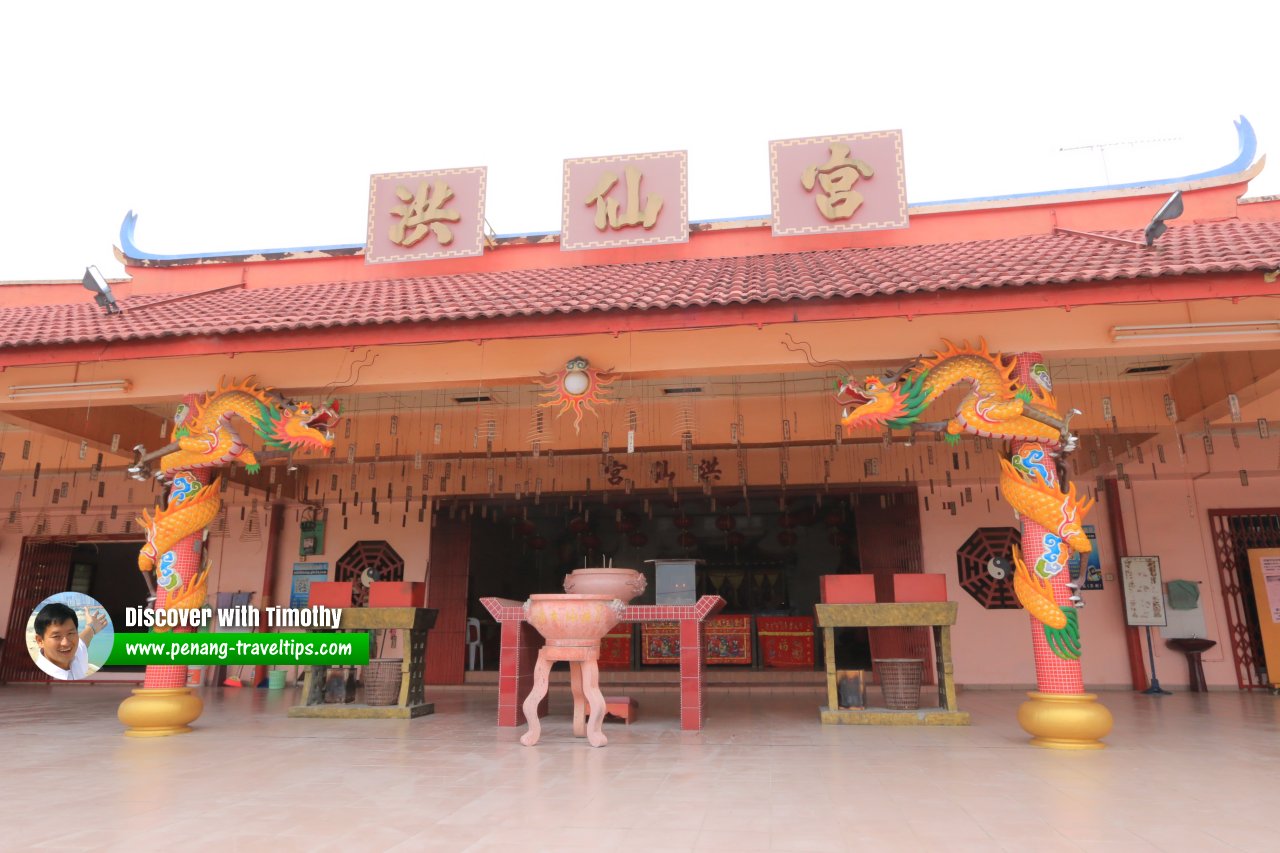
left=0, top=535, right=145, bottom=683
left=460, top=486, right=926, bottom=677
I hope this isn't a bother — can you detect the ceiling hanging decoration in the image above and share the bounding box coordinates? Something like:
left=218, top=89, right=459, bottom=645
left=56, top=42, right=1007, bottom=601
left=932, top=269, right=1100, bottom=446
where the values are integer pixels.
left=538, top=356, right=616, bottom=434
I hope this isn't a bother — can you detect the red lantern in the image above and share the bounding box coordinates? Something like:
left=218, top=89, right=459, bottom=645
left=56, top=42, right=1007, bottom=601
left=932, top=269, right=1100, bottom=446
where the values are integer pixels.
left=581, top=533, right=602, bottom=550
left=726, top=531, right=746, bottom=548
left=715, top=514, right=736, bottom=532
left=673, top=515, right=693, bottom=530
left=528, top=535, right=548, bottom=550
left=779, top=513, right=797, bottom=529
left=777, top=530, right=798, bottom=547
left=677, top=531, right=697, bottom=548
left=618, top=515, right=639, bottom=534
left=568, top=517, right=589, bottom=534
left=792, top=507, right=817, bottom=526
left=518, top=519, right=537, bottom=536
left=628, top=531, right=649, bottom=548
left=823, top=511, right=843, bottom=528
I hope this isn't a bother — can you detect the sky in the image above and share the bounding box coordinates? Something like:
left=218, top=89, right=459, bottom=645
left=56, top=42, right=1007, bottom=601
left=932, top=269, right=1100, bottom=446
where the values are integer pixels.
left=1, top=0, right=1277, bottom=282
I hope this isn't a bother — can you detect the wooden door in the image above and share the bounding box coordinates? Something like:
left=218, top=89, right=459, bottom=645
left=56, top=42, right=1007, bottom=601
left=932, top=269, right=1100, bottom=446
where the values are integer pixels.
left=423, top=515, right=471, bottom=685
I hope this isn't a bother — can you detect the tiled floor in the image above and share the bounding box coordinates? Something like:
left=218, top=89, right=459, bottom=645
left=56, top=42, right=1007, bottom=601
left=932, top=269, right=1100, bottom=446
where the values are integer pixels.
left=2, top=682, right=1278, bottom=852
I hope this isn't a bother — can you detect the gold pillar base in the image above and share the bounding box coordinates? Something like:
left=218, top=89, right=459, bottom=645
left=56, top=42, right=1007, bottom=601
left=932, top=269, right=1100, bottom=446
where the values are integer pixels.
left=1017, top=691, right=1113, bottom=749
left=118, top=687, right=203, bottom=738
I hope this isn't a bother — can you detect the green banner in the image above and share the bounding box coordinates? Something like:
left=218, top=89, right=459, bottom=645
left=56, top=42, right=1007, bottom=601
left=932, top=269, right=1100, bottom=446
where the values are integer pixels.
left=106, top=632, right=370, bottom=666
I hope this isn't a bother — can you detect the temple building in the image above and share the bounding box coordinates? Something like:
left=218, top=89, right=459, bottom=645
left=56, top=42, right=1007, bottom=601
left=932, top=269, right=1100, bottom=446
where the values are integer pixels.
left=3, top=119, right=1280, bottom=706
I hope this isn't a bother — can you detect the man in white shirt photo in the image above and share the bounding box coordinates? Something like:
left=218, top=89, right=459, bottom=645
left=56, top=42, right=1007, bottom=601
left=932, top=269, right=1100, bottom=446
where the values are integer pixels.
left=32, top=602, right=108, bottom=681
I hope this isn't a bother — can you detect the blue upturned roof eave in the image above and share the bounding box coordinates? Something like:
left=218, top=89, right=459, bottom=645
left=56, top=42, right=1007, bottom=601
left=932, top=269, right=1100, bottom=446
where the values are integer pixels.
left=119, top=116, right=1258, bottom=263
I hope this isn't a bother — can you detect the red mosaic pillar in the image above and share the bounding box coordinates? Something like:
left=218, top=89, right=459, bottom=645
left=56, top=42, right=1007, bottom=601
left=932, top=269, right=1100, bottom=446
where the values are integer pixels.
left=1013, top=353, right=1084, bottom=695
left=498, top=620, right=545, bottom=726
left=142, top=467, right=214, bottom=689
left=679, top=620, right=705, bottom=731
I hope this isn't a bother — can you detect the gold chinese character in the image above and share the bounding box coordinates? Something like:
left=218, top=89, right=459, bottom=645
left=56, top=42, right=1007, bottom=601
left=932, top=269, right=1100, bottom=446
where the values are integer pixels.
left=801, top=143, right=875, bottom=221
left=585, top=166, right=662, bottom=231
left=389, top=180, right=461, bottom=248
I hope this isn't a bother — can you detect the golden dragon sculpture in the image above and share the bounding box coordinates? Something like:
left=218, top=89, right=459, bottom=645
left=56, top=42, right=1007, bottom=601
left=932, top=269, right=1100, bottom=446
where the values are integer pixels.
left=835, top=339, right=1078, bottom=451
left=131, top=377, right=339, bottom=629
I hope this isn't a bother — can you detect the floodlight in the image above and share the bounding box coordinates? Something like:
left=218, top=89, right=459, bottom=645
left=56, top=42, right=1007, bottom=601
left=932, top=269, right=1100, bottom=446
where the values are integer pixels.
left=1143, top=191, right=1184, bottom=246
left=82, top=265, right=121, bottom=314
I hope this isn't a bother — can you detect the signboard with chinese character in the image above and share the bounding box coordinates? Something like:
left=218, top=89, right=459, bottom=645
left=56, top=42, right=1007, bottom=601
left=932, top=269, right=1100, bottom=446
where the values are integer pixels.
left=1119, top=556, right=1166, bottom=627
left=1246, top=549, right=1280, bottom=688
left=561, top=150, right=687, bottom=251
left=769, top=130, right=907, bottom=237
left=365, top=167, right=487, bottom=263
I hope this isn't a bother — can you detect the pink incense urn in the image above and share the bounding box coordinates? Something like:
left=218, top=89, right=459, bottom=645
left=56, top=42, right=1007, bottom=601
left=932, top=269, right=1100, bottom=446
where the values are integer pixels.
left=523, top=594, right=626, bottom=645
left=562, top=568, right=646, bottom=604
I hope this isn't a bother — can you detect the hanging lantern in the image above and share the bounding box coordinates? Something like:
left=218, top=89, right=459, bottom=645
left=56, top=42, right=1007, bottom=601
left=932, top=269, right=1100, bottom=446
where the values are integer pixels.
left=528, top=535, right=548, bottom=550
left=627, top=531, right=649, bottom=548
left=715, top=514, right=736, bottom=532
left=581, top=532, right=602, bottom=550
left=618, top=514, right=639, bottom=534
left=779, top=513, right=797, bottom=529
left=777, top=530, right=798, bottom=547
left=726, top=531, right=746, bottom=548
left=677, top=531, right=697, bottom=548
left=823, top=510, right=843, bottom=528
left=568, top=516, right=589, bottom=534
left=517, top=519, right=537, bottom=537
left=673, top=515, right=693, bottom=530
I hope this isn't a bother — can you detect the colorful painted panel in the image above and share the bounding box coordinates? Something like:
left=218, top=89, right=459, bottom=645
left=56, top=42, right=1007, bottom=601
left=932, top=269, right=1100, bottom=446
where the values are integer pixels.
left=561, top=150, right=688, bottom=251
left=366, top=167, right=487, bottom=263
left=769, top=130, right=907, bottom=237
left=599, top=625, right=632, bottom=670
left=641, top=616, right=751, bottom=665
left=757, top=615, right=815, bottom=669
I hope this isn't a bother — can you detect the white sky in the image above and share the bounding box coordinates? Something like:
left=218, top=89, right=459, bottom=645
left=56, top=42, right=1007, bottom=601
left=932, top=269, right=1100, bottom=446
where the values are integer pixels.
left=1, top=0, right=1276, bottom=281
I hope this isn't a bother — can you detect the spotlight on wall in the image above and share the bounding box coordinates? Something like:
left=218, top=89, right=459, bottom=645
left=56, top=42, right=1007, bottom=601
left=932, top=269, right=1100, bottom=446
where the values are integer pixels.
left=1143, top=191, right=1183, bottom=246
left=82, top=265, right=121, bottom=315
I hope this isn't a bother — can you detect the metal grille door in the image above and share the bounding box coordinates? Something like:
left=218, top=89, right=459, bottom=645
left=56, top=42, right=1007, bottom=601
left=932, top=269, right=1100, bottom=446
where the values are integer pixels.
left=1209, top=510, right=1280, bottom=690
left=1, top=539, right=74, bottom=683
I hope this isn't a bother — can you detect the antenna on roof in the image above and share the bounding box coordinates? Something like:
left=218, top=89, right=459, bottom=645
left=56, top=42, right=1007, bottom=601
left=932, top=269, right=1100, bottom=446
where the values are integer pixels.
left=82, top=266, right=121, bottom=315
left=1143, top=191, right=1184, bottom=246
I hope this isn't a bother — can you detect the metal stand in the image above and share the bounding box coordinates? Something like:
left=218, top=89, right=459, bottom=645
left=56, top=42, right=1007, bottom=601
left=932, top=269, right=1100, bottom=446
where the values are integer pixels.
left=1140, top=625, right=1172, bottom=695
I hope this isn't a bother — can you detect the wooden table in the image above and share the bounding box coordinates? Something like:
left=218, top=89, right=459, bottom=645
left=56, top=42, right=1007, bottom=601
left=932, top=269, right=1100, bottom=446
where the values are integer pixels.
left=288, top=606, right=437, bottom=720
left=814, top=602, right=969, bottom=726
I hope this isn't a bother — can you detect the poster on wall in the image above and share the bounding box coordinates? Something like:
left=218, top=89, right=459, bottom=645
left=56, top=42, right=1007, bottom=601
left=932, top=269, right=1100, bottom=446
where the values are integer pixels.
left=1120, top=556, right=1166, bottom=626
left=290, top=562, right=330, bottom=609
left=1067, top=525, right=1103, bottom=590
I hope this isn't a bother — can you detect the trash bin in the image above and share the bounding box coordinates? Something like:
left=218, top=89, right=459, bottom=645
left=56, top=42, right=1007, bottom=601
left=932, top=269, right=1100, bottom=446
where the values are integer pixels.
left=874, top=658, right=924, bottom=710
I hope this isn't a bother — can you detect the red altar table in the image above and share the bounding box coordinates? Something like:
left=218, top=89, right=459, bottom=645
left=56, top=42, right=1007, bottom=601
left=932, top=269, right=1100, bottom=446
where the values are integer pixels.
left=479, top=595, right=727, bottom=732
left=757, top=615, right=815, bottom=668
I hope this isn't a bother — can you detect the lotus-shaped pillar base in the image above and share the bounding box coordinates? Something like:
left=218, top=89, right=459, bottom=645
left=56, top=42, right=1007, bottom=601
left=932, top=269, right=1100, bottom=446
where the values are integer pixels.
left=118, top=687, right=204, bottom=738
left=1017, top=691, right=1113, bottom=750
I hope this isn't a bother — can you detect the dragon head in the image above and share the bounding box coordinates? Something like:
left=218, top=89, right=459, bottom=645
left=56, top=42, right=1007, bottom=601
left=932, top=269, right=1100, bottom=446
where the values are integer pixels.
left=836, top=375, right=906, bottom=427
left=261, top=397, right=341, bottom=454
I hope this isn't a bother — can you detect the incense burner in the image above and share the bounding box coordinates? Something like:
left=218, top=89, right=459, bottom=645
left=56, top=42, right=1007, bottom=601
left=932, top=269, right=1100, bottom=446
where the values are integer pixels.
left=563, top=568, right=646, bottom=604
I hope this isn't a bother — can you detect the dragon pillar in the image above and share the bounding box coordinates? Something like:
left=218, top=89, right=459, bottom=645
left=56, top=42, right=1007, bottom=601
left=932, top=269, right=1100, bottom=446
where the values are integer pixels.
left=117, top=380, right=338, bottom=736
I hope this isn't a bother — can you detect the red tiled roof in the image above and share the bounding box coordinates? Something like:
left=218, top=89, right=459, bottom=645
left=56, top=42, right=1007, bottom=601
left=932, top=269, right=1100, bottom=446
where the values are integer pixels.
left=3, top=219, right=1279, bottom=349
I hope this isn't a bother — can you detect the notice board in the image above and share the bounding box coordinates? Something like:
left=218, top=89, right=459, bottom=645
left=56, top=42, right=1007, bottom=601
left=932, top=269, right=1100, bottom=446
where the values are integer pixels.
left=1246, top=548, right=1280, bottom=688
left=1120, top=556, right=1167, bottom=627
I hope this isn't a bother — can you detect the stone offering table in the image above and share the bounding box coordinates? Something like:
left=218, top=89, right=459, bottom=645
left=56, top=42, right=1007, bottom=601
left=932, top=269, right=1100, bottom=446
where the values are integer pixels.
left=288, top=606, right=437, bottom=719
left=815, top=602, right=969, bottom=725
left=480, top=595, right=727, bottom=732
